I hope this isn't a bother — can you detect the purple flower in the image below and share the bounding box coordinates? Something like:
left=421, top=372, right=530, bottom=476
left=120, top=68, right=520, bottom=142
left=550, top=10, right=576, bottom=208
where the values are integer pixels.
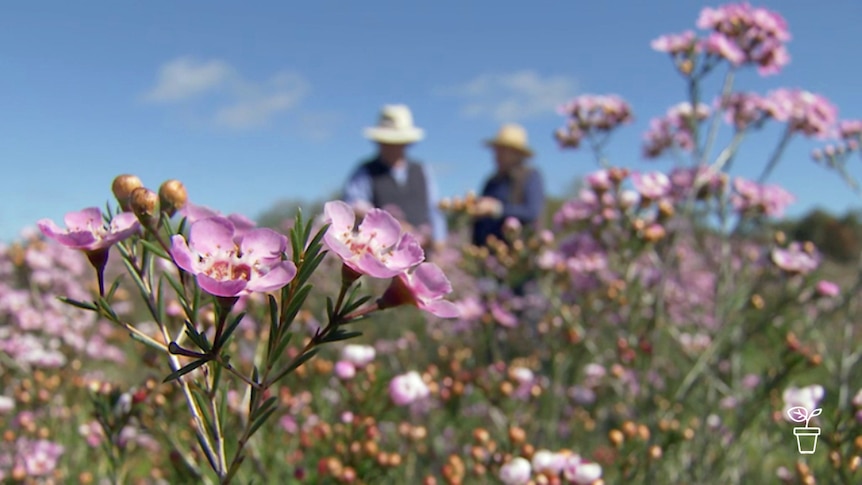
left=731, top=178, right=795, bottom=217
left=771, top=242, right=820, bottom=275
left=562, top=455, right=603, bottom=484
left=180, top=203, right=257, bottom=236
left=631, top=172, right=671, bottom=200
left=171, top=217, right=297, bottom=297
left=499, top=457, right=532, bottom=485
left=389, top=371, right=430, bottom=406
left=14, top=439, right=64, bottom=477
left=782, top=385, right=824, bottom=422
left=651, top=30, right=698, bottom=55
left=768, top=89, right=838, bottom=139
left=703, top=32, right=745, bottom=65
left=378, top=262, right=459, bottom=318
left=697, top=3, right=791, bottom=76
left=323, top=201, right=424, bottom=279
left=37, top=208, right=139, bottom=252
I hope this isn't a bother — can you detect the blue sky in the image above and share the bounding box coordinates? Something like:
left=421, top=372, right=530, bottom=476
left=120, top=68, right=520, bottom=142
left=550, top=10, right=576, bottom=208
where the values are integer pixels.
left=2, top=1, right=862, bottom=241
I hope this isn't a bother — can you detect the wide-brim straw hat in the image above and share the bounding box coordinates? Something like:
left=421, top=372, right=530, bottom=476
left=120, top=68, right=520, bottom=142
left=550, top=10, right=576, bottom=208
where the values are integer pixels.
left=363, top=104, right=425, bottom=145
left=484, top=123, right=534, bottom=157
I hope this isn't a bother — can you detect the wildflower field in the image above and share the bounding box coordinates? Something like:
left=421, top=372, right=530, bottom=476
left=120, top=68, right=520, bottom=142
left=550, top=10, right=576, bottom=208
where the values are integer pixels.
left=5, top=3, right=862, bottom=484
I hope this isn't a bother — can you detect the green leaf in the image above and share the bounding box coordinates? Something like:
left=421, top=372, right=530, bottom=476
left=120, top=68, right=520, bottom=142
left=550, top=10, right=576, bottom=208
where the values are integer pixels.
left=248, top=406, right=278, bottom=440
left=217, top=312, right=246, bottom=349
left=105, top=276, right=123, bottom=301
left=157, top=278, right=167, bottom=324
left=296, top=251, right=327, bottom=286
left=163, top=358, right=210, bottom=383
left=322, top=330, right=363, bottom=343
left=58, top=297, right=98, bottom=312
left=183, top=321, right=212, bottom=353
left=281, top=285, right=312, bottom=328
left=139, top=239, right=171, bottom=260
left=250, top=396, right=278, bottom=422
left=306, top=223, right=330, bottom=252
left=278, top=348, right=319, bottom=379
left=272, top=332, right=293, bottom=361
left=326, top=297, right=335, bottom=321
left=122, top=258, right=151, bottom=299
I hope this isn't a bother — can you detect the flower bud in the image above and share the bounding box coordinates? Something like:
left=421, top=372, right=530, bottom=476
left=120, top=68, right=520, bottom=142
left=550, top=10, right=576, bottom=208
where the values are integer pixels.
left=158, top=179, right=188, bottom=217
left=129, top=187, right=159, bottom=226
left=112, top=174, right=143, bottom=212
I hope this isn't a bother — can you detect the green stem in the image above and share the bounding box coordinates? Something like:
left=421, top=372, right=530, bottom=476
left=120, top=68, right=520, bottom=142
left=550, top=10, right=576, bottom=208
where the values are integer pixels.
left=756, top=126, right=793, bottom=184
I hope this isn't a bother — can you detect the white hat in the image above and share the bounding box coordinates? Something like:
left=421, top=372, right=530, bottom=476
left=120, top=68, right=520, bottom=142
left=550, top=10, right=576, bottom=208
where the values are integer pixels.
left=363, top=104, right=425, bottom=145
left=484, top=123, right=534, bottom=157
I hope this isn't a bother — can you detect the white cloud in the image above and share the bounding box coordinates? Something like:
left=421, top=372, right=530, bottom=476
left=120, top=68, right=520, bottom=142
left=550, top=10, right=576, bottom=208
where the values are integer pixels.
left=438, top=70, right=578, bottom=122
left=142, top=58, right=313, bottom=131
left=144, top=57, right=233, bottom=102
left=293, top=112, right=343, bottom=142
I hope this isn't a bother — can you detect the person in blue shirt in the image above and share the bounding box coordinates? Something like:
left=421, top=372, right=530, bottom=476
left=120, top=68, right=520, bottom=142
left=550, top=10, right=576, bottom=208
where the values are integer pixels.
left=472, top=123, right=545, bottom=247
left=342, top=104, right=447, bottom=253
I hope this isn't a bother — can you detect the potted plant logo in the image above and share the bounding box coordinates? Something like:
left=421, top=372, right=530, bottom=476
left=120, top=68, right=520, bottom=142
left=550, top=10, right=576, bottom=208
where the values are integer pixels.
left=786, top=406, right=822, bottom=454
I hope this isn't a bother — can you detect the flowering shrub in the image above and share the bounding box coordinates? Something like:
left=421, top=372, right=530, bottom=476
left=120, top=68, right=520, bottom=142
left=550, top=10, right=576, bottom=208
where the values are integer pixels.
left=5, top=2, right=862, bottom=484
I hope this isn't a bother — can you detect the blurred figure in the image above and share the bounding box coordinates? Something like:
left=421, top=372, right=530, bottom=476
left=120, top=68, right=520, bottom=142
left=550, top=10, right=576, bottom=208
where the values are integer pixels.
left=343, top=104, right=447, bottom=252
left=472, top=123, right=545, bottom=247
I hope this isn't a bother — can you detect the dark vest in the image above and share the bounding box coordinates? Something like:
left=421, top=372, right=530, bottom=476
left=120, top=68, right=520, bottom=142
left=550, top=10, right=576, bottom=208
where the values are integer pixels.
left=363, top=158, right=430, bottom=227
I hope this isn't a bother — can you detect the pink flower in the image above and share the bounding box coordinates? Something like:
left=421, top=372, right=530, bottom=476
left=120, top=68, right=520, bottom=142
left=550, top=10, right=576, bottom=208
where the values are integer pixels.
left=768, top=89, right=838, bottom=139
left=562, top=455, right=603, bottom=484
left=37, top=208, right=139, bottom=252
left=556, top=95, right=633, bottom=149
left=340, top=344, right=376, bottom=367
left=782, top=385, right=824, bottom=422
left=631, top=172, right=671, bottom=200
left=170, top=216, right=297, bottom=297
left=334, top=361, right=356, bottom=380
left=696, top=3, right=791, bottom=75
left=389, top=371, right=430, bottom=406
left=771, top=242, right=820, bottom=275
left=839, top=120, right=862, bottom=141
left=703, top=32, right=745, bottom=65
left=14, top=439, right=64, bottom=477
left=651, top=30, right=698, bottom=55
left=731, top=178, right=795, bottom=217
left=815, top=280, right=840, bottom=298
left=642, top=103, right=710, bottom=159
left=531, top=450, right=567, bottom=475
left=719, top=92, right=780, bottom=131
left=323, top=201, right=424, bottom=279
left=378, top=262, right=459, bottom=318
left=180, top=203, right=257, bottom=235
left=499, top=457, right=532, bottom=485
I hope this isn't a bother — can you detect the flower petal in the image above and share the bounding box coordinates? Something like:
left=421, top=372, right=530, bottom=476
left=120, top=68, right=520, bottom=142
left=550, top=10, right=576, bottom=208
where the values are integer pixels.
left=197, top=273, right=248, bottom=297
left=421, top=300, right=461, bottom=318
left=239, top=228, right=287, bottom=261
left=170, top=235, right=197, bottom=273
left=64, top=208, right=103, bottom=231
left=189, top=217, right=236, bottom=255
left=37, top=219, right=98, bottom=249
left=324, top=201, right=357, bottom=233
left=357, top=251, right=401, bottom=279
left=410, top=263, right=453, bottom=298
left=180, top=203, right=220, bottom=224
left=323, top=232, right=358, bottom=262
left=386, top=233, right=425, bottom=271
left=359, top=209, right=402, bottom=248
left=245, top=261, right=297, bottom=293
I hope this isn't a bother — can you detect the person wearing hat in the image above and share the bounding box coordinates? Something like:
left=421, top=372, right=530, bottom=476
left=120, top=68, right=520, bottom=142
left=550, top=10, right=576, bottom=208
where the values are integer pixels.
left=342, top=104, right=447, bottom=252
left=471, top=123, right=545, bottom=247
